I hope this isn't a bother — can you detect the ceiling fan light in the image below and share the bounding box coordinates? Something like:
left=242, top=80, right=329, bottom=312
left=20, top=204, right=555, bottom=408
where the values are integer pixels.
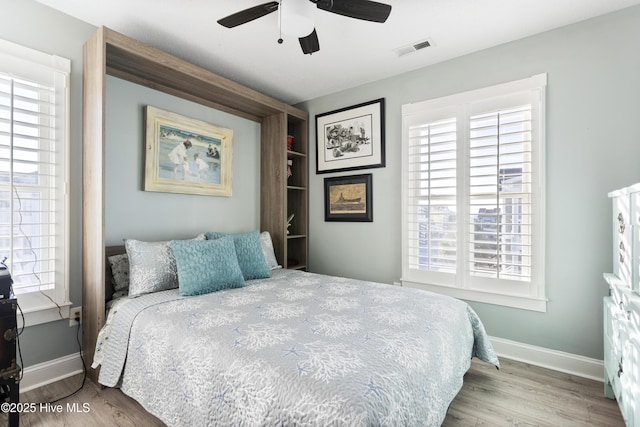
left=279, top=0, right=315, bottom=37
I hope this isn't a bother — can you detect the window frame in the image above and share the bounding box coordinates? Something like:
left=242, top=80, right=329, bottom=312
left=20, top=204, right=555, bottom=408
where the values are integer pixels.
left=401, top=74, right=547, bottom=312
left=0, top=39, right=71, bottom=325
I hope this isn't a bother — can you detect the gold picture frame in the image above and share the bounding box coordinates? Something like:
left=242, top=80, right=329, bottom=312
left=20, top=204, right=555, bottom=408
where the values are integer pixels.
left=144, top=106, right=233, bottom=197
left=324, top=174, right=373, bottom=222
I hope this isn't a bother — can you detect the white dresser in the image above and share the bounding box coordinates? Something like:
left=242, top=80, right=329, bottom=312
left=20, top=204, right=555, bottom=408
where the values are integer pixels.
left=605, top=183, right=640, bottom=426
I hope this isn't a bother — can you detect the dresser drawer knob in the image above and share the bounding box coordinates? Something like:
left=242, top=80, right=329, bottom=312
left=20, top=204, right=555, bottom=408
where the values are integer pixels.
left=618, top=213, right=626, bottom=233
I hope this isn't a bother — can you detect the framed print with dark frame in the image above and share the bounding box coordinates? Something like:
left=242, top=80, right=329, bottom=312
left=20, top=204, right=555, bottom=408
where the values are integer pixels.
left=316, top=98, right=385, bottom=174
left=324, top=174, right=373, bottom=222
left=144, top=106, right=233, bottom=197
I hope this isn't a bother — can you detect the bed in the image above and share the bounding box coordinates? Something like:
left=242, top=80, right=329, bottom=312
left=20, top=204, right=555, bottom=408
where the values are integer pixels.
left=93, top=231, right=499, bottom=426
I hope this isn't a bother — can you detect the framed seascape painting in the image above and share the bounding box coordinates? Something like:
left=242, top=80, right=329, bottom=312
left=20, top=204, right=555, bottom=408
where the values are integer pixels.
left=144, top=106, right=233, bottom=197
left=316, top=98, right=385, bottom=174
left=324, top=174, right=373, bottom=222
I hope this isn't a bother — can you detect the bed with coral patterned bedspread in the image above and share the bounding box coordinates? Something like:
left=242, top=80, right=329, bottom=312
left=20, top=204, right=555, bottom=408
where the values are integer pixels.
left=93, top=268, right=498, bottom=426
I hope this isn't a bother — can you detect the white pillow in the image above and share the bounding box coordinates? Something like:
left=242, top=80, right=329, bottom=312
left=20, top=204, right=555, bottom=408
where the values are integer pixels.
left=124, top=234, right=206, bottom=296
left=125, top=239, right=178, bottom=296
left=260, top=231, right=281, bottom=270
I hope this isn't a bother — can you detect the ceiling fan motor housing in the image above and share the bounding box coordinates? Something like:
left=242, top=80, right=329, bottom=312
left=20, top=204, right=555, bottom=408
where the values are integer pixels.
left=279, top=0, right=316, bottom=37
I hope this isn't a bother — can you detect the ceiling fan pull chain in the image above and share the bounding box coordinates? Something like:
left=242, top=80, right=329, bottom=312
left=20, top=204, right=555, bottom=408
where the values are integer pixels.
left=277, top=0, right=284, bottom=44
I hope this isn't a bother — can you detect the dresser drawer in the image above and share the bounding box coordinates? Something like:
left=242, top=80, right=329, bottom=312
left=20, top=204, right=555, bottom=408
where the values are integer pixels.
left=614, top=194, right=632, bottom=227
left=609, top=278, right=629, bottom=307
left=631, top=300, right=640, bottom=327
left=605, top=297, right=624, bottom=354
left=613, top=195, right=633, bottom=288
left=604, top=298, right=623, bottom=401
left=615, top=224, right=633, bottom=288
left=623, top=302, right=640, bottom=426
left=629, top=188, right=640, bottom=292
left=631, top=225, right=640, bottom=293
left=631, top=191, right=640, bottom=226
left=620, top=328, right=640, bottom=426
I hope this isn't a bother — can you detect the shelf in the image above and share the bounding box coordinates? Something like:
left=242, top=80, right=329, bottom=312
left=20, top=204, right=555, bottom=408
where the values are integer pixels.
left=287, top=150, right=306, bottom=158
left=286, top=234, right=307, bottom=271
left=287, top=185, right=306, bottom=191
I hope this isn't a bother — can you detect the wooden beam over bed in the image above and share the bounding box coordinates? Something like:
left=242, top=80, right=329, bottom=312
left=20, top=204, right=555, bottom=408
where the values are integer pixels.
left=82, top=27, right=307, bottom=384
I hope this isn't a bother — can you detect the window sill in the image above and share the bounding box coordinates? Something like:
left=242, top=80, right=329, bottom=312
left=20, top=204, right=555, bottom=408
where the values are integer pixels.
left=400, top=279, right=547, bottom=312
left=15, top=293, right=71, bottom=327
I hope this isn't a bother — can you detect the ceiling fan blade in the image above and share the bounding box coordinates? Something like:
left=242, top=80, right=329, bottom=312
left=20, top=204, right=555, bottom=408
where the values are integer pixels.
left=299, top=29, right=320, bottom=54
left=218, top=1, right=279, bottom=28
left=316, top=0, right=391, bottom=23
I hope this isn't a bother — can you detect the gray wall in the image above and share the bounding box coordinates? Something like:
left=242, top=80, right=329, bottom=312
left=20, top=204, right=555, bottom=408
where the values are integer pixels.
left=105, top=76, right=261, bottom=244
left=0, top=0, right=96, bottom=367
left=298, top=6, right=640, bottom=360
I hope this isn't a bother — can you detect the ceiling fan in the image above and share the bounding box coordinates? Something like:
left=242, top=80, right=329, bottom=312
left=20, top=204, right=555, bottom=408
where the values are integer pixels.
left=217, top=0, right=392, bottom=55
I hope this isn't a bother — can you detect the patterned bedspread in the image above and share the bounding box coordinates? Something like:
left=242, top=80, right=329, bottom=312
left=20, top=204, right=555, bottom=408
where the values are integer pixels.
left=95, top=269, right=499, bottom=426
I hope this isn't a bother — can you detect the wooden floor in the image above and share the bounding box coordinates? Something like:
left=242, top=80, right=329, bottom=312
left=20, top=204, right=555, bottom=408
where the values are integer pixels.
left=1, top=358, right=624, bottom=426
left=444, top=358, right=624, bottom=427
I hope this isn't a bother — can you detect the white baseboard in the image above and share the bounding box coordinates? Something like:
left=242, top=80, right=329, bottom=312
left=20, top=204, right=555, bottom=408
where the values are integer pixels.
left=19, top=353, right=84, bottom=394
left=490, top=336, right=604, bottom=382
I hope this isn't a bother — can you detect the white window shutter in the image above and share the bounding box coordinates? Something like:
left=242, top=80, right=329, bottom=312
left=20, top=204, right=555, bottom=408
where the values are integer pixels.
left=402, top=74, right=547, bottom=311
left=468, top=105, right=533, bottom=282
left=406, top=117, right=458, bottom=275
left=0, top=39, right=70, bottom=305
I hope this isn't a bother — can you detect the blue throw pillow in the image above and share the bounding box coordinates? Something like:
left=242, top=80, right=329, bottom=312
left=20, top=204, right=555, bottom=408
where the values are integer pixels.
left=205, top=230, right=271, bottom=280
left=171, top=237, right=245, bottom=296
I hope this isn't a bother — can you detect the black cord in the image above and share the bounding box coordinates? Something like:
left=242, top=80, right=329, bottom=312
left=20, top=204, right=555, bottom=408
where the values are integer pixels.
left=49, top=319, right=86, bottom=404
left=11, top=282, right=86, bottom=403
left=15, top=299, right=24, bottom=383
left=12, top=186, right=64, bottom=321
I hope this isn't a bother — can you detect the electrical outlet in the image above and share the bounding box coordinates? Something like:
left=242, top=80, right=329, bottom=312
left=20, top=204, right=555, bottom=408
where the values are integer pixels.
left=69, top=306, right=82, bottom=327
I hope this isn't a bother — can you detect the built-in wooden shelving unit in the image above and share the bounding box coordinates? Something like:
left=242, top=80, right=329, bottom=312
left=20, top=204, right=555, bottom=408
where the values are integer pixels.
left=82, top=27, right=307, bottom=383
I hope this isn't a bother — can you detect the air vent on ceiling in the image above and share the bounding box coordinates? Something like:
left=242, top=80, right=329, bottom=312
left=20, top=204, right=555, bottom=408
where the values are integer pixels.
left=394, top=38, right=434, bottom=57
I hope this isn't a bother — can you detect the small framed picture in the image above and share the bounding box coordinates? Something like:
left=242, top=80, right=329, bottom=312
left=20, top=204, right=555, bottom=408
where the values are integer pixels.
left=324, top=174, right=373, bottom=222
left=316, top=98, right=385, bottom=174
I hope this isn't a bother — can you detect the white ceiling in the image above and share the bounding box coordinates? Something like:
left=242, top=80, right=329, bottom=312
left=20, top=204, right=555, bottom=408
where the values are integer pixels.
left=37, top=0, right=640, bottom=105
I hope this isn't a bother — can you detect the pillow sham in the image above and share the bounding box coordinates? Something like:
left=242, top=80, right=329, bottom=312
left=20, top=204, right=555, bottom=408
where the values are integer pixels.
left=125, top=239, right=178, bottom=296
left=123, top=234, right=206, bottom=297
left=205, top=230, right=271, bottom=280
left=260, top=231, right=281, bottom=270
left=171, top=237, right=245, bottom=296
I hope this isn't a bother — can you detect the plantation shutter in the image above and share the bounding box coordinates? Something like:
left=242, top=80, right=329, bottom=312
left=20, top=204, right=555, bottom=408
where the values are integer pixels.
left=402, top=74, right=546, bottom=311
left=468, top=105, right=533, bottom=282
left=406, top=117, right=458, bottom=275
left=0, top=39, right=69, bottom=297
